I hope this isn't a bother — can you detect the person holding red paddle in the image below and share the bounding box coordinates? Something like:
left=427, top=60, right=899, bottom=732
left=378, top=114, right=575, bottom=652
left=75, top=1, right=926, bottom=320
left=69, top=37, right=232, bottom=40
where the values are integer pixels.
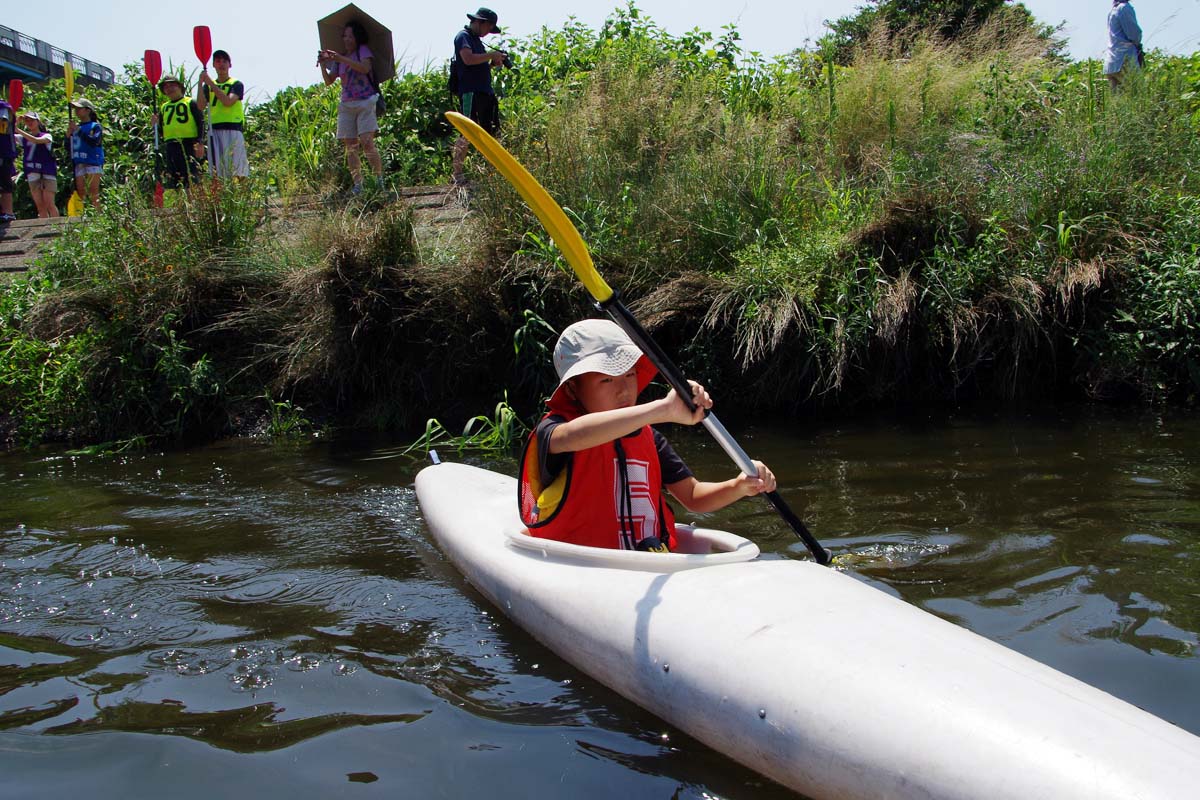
left=196, top=44, right=248, bottom=180
left=153, top=76, right=206, bottom=193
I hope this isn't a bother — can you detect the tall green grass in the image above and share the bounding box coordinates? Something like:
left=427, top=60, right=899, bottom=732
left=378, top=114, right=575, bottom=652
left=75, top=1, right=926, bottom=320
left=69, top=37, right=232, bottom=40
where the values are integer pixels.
left=1, top=179, right=447, bottom=446
left=3, top=4, right=1199, bottom=450
left=474, top=12, right=1200, bottom=409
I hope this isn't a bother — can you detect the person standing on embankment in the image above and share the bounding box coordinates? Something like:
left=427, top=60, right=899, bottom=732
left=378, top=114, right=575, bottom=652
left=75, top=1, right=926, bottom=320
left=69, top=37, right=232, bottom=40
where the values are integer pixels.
left=68, top=99, right=104, bottom=210
left=318, top=20, right=384, bottom=195
left=197, top=50, right=249, bottom=180
left=153, top=76, right=206, bottom=193
left=16, top=112, right=59, bottom=218
left=451, top=7, right=507, bottom=187
left=0, top=94, right=16, bottom=222
left=1105, top=0, right=1143, bottom=89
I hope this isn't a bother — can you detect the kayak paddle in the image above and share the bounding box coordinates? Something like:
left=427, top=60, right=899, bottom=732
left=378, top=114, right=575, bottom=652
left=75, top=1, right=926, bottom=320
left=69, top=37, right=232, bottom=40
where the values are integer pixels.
left=444, top=110, right=832, bottom=565
left=8, top=79, right=23, bottom=111
left=193, top=25, right=212, bottom=68
left=63, top=62, right=83, bottom=217
left=193, top=26, right=214, bottom=170
left=144, top=50, right=164, bottom=207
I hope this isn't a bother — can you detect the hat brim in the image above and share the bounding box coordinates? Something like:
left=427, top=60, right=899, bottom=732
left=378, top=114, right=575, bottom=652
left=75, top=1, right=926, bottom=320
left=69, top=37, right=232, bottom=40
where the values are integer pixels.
left=466, top=14, right=501, bottom=33
left=548, top=352, right=658, bottom=411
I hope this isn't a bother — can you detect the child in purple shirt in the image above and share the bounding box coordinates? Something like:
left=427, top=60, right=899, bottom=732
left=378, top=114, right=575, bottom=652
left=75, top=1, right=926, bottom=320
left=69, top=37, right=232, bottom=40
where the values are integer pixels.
left=16, top=112, right=59, bottom=218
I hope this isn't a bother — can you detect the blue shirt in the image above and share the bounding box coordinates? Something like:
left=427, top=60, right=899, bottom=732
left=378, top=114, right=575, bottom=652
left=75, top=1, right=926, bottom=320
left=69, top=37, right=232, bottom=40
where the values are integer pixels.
left=1105, top=2, right=1142, bottom=74
left=71, top=121, right=104, bottom=166
left=454, top=28, right=494, bottom=96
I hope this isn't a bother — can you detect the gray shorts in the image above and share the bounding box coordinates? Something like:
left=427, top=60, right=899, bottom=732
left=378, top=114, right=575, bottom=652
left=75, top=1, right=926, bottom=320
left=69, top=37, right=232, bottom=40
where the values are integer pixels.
left=74, top=164, right=102, bottom=177
left=209, top=129, right=249, bottom=178
left=27, top=173, right=58, bottom=191
left=337, top=96, right=379, bottom=139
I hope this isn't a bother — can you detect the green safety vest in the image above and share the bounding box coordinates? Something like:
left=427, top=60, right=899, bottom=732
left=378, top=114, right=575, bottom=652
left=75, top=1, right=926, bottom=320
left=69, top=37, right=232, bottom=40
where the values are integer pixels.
left=207, top=77, right=245, bottom=125
left=161, top=98, right=199, bottom=140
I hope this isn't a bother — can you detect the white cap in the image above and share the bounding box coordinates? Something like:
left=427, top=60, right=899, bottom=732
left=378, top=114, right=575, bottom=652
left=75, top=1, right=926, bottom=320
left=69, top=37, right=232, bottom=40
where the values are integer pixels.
left=553, top=319, right=641, bottom=387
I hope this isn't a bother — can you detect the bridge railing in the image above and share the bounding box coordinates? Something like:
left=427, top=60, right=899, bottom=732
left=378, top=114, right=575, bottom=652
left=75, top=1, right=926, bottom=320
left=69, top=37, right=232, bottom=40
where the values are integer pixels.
left=0, top=24, right=115, bottom=84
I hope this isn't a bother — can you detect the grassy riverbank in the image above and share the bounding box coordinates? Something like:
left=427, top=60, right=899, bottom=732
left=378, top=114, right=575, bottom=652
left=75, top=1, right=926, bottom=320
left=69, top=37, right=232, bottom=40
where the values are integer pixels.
left=2, top=6, right=1199, bottom=448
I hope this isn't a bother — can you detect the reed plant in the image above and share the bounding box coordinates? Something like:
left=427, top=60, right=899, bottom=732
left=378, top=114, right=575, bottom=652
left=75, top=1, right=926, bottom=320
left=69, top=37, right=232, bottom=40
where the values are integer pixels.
left=474, top=9, right=1200, bottom=409
left=403, top=397, right=527, bottom=457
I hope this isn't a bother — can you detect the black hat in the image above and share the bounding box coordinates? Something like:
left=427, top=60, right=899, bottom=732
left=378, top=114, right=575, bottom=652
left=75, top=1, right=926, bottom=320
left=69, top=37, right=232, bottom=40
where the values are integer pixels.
left=467, top=7, right=501, bottom=33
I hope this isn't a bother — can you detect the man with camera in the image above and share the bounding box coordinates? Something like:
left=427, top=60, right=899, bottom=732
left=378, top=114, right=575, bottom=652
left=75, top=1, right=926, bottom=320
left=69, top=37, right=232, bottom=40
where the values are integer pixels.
left=451, top=7, right=508, bottom=186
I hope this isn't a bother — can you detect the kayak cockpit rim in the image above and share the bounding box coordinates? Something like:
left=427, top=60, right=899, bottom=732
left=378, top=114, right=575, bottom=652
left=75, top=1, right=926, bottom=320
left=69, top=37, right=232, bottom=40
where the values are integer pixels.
left=504, top=524, right=761, bottom=572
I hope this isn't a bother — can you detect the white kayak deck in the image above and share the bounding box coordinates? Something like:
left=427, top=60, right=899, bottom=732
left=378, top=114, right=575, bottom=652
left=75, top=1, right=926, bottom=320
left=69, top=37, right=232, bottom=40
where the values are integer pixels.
left=416, top=462, right=1200, bottom=799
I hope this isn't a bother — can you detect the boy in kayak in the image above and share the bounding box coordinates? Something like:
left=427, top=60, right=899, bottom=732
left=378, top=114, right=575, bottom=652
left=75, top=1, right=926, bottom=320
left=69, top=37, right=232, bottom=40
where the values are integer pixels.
left=519, top=318, right=775, bottom=551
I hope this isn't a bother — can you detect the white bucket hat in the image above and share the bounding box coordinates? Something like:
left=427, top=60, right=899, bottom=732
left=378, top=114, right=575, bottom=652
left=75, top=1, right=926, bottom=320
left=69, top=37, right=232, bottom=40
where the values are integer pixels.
left=549, top=319, right=657, bottom=408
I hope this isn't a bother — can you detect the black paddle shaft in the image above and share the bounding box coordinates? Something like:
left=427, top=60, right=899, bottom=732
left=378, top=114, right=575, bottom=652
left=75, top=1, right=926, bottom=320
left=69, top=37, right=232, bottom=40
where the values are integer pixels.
left=598, top=293, right=832, bottom=565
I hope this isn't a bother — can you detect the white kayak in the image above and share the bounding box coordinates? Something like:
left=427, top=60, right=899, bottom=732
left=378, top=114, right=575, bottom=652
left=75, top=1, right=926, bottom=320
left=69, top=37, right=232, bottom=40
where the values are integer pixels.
left=415, top=462, right=1200, bottom=799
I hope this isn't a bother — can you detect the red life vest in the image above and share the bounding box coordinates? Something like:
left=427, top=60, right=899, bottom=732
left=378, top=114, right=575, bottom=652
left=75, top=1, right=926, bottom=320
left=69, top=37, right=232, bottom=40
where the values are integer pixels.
left=518, top=410, right=678, bottom=551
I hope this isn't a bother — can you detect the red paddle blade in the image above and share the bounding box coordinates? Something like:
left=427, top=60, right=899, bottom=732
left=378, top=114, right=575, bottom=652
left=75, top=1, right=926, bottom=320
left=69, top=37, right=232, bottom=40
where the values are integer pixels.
left=7, top=79, right=22, bottom=111
left=193, top=26, right=212, bottom=67
left=144, top=50, right=163, bottom=86
left=154, top=182, right=165, bottom=208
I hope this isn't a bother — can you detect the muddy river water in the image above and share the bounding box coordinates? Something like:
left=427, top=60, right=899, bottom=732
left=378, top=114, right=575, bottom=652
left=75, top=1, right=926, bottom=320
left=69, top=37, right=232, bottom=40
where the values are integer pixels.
left=2, top=409, right=1198, bottom=798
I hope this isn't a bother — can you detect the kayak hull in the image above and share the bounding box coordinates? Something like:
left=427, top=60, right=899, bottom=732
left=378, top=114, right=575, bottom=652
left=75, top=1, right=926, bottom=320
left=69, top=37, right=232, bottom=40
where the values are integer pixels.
left=416, top=462, right=1200, bottom=799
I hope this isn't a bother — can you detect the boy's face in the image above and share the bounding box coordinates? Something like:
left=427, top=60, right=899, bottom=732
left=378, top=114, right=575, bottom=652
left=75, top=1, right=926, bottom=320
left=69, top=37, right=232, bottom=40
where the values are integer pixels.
left=164, top=85, right=183, bottom=100
left=213, top=55, right=231, bottom=73
left=573, top=370, right=639, bottom=413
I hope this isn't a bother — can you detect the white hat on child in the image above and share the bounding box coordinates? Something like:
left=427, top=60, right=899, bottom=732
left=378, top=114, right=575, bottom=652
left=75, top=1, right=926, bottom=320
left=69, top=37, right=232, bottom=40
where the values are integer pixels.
left=553, top=319, right=642, bottom=387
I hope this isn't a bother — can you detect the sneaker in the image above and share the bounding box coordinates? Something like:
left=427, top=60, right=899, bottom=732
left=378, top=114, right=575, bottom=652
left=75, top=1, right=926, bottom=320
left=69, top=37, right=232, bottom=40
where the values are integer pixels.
left=0, top=213, right=15, bottom=223
left=350, top=183, right=363, bottom=196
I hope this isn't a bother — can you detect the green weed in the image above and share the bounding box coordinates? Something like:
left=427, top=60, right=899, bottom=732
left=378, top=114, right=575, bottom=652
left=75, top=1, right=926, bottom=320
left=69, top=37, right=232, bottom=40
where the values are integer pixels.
left=404, top=397, right=529, bottom=456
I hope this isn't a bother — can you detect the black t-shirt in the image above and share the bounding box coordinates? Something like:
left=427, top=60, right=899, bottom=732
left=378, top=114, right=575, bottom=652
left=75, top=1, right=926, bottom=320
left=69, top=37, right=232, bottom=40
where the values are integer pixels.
left=535, top=415, right=693, bottom=491
left=453, top=28, right=494, bottom=95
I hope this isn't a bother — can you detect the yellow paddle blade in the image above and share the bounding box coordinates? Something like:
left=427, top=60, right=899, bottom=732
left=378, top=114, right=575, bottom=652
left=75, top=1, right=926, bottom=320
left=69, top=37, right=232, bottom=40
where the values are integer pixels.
left=445, top=111, right=613, bottom=303
left=64, top=62, right=74, bottom=99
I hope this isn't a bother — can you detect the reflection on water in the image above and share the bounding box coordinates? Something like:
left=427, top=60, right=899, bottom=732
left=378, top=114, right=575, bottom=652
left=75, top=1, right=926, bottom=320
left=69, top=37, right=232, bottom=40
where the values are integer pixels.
left=2, top=410, right=1198, bottom=798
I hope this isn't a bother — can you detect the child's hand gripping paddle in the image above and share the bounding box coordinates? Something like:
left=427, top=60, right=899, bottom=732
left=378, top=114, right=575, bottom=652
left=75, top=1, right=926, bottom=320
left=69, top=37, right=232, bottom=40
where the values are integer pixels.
left=193, top=26, right=213, bottom=173
left=144, top=50, right=164, bottom=207
left=443, top=110, right=832, bottom=565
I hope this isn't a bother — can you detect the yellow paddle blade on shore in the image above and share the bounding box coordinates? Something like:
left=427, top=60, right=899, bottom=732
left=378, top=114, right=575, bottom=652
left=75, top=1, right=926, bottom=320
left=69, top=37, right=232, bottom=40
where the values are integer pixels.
left=444, top=111, right=614, bottom=304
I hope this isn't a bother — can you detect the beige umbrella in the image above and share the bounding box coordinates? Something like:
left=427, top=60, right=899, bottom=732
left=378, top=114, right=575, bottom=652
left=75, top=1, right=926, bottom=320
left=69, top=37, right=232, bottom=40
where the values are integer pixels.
left=317, top=3, right=395, bottom=84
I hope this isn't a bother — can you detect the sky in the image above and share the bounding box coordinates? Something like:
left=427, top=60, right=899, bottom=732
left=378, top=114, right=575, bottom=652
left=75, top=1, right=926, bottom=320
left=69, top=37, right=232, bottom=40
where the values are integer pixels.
left=7, top=1, right=1200, bottom=104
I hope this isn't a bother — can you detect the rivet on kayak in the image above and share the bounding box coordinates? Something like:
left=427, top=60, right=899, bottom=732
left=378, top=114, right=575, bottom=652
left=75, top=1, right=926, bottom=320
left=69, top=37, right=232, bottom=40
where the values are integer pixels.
left=663, top=663, right=670, bottom=673
left=759, top=709, right=767, bottom=719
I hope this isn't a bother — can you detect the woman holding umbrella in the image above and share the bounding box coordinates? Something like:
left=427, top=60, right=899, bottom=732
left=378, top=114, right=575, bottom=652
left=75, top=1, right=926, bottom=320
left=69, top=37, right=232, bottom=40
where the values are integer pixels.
left=318, top=20, right=383, bottom=194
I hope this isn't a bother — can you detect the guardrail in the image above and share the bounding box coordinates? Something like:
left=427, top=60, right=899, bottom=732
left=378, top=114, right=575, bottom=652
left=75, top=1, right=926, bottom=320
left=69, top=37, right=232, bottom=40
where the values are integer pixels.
left=0, top=24, right=115, bottom=84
